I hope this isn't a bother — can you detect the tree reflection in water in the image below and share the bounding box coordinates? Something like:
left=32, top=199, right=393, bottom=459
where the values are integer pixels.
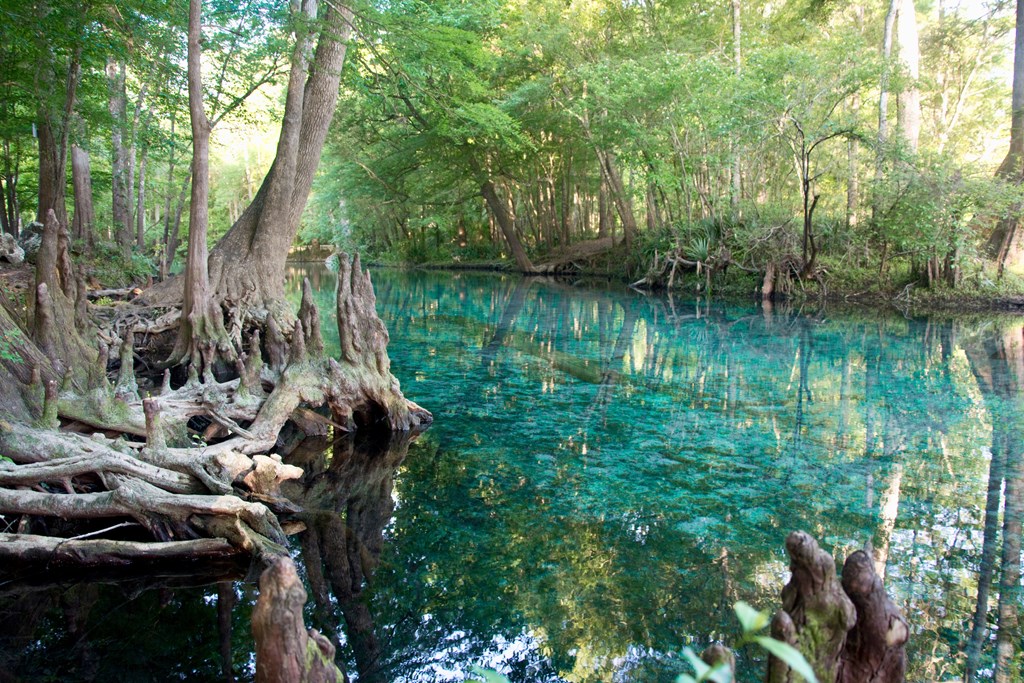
left=3, top=268, right=1024, bottom=682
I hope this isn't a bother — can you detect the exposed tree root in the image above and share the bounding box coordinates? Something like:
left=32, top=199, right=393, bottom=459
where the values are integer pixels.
left=766, top=531, right=908, bottom=683
left=0, top=253, right=430, bottom=581
left=252, top=555, right=344, bottom=683
left=0, top=532, right=246, bottom=574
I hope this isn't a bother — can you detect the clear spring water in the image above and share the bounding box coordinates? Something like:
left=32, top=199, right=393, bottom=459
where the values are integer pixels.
left=2, top=264, right=1020, bottom=682
left=284, top=264, right=1022, bottom=682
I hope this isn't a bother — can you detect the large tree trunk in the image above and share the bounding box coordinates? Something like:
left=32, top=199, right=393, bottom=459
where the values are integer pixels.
left=481, top=179, right=536, bottom=273
left=35, top=41, right=80, bottom=229
left=171, top=0, right=229, bottom=368
left=987, top=0, right=1024, bottom=273
left=206, top=0, right=354, bottom=315
left=71, top=145, right=94, bottom=246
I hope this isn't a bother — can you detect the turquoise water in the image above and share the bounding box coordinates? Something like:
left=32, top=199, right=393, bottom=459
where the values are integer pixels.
left=1, top=266, right=1020, bottom=681
left=284, top=265, right=1023, bottom=682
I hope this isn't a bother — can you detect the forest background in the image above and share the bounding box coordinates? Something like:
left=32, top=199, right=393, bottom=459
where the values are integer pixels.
left=3, top=0, right=1024, bottom=300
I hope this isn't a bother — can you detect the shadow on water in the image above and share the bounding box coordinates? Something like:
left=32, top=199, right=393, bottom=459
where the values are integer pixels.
left=3, top=265, right=1024, bottom=682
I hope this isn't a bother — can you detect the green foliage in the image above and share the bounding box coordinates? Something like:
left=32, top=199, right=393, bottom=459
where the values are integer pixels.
left=83, top=241, right=156, bottom=287
left=675, top=648, right=732, bottom=683
left=674, top=603, right=817, bottom=683
left=0, top=327, right=24, bottom=363
left=469, top=665, right=512, bottom=682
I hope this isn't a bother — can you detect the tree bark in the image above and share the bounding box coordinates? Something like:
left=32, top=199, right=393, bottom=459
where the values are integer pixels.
left=766, top=532, right=908, bottom=683
left=171, top=0, right=230, bottom=368
left=895, top=0, right=922, bottom=153
left=205, top=0, right=354, bottom=313
left=873, top=0, right=899, bottom=224
left=136, top=149, right=147, bottom=249
left=481, top=179, right=536, bottom=272
left=35, top=40, right=80, bottom=229
left=987, top=0, right=1024, bottom=272
left=597, top=150, right=638, bottom=250
left=71, top=145, right=94, bottom=246
left=730, top=0, right=742, bottom=224
left=107, top=58, right=132, bottom=253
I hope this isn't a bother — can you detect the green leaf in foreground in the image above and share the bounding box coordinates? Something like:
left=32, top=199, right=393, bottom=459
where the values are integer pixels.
left=733, top=601, right=770, bottom=634
left=754, top=636, right=819, bottom=683
left=468, top=665, right=511, bottom=683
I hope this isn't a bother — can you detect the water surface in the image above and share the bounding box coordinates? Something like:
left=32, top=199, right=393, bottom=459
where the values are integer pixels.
left=286, top=265, right=1022, bottom=682
left=1, top=266, right=1021, bottom=682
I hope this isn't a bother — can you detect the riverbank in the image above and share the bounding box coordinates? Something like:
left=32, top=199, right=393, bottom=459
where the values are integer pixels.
left=358, top=254, right=1024, bottom=315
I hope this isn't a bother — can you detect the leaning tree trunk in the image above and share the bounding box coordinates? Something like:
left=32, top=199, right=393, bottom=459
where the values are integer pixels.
left=597, top=149, right=638, bottom=250
left=203, top=0, right=354, bottom=319
left=480, top=178, right=536, bottom=273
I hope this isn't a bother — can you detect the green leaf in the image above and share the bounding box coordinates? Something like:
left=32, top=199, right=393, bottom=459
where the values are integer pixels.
left=468, top=665, right=511, bottom=683
left=675, top=675, right=698, bottom=683
left=754, top=636, right=819, bottom=683
left=733, top=601, right=770, bottom=634
left=681, top=647, right=711, bottom=679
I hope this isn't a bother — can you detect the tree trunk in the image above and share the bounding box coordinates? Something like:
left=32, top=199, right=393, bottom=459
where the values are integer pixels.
left=0, top=174, right=7, bottom=239
left=873, top=0, right=899, bottom=224
left=136, top=150, right=147, bottom=249
left=987, top=0, right=1024, bottom=273
left=171, top=0, right=229, bottom=368
left=598, top=150, right=637, bottom=250
left=730, top=0, right=742, bottom=224
left=847, top=96, right=860, bottom=231
left=71, top=145, right=94, bottom=246
left=206, top=0, right=354, bottom=313
left=163, top=171, right=191, bottom=280
left=35, top=44, right=80, bottom=229
left=481, top=179, right=536, bottom=272
left=895, top=0, right=922, bottom=153
left=108, top=59, right=132, bottom=252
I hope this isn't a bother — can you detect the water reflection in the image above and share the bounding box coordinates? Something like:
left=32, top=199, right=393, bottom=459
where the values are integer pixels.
left=286, top=265, right=1024, bottom=682
left=2, top=268, right=1023, bottom=682
left=285, top=431, right=417, bottom=682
